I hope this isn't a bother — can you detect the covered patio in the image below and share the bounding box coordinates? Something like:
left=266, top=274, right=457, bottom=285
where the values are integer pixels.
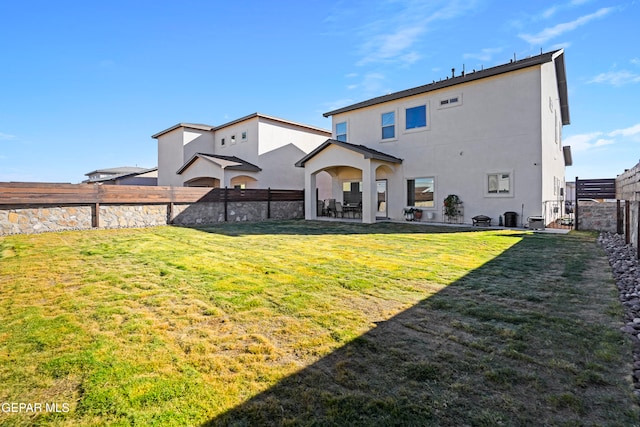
left=296, top=139, right=402, bottom=224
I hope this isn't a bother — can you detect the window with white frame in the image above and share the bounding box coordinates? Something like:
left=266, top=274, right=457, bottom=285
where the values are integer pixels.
left=221, top=137, right=226, bottom=146
left=405, top=105, right=427, bottom=130
left=487, top=173, right=511, bottom=194
left=439, top=95, right=461, bottom=108
left=407, top=177, right=435, bottom=207
left=231, top=134, right=236, bottom=144
left=241, top=131, right=247, bottom=141
left=381, top=111, right=395, bottom=140
left=336, top=121, right=347, bottom=142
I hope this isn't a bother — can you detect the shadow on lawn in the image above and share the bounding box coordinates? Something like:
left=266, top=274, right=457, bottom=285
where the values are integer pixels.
left=187, top=219, right=498, bottom=237
left=203, top=233, right=636, bottom=426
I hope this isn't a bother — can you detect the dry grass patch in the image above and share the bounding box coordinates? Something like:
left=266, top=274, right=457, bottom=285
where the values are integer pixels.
left=0, top=221, right=637, bottom=426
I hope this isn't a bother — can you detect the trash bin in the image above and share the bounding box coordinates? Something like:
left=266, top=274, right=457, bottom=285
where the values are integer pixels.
left=504, top=211, right=517, bottom=228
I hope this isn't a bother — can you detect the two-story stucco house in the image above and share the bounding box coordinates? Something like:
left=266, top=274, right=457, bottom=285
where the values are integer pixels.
left=296, top=49, right=572, bottom=226
left=153, top=113, right=331, bottom=189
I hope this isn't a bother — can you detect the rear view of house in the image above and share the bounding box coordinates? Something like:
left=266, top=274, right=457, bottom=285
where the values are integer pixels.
left=297, top=49, right=572, bottom=225
left=153, top=113, right=330, bottom=189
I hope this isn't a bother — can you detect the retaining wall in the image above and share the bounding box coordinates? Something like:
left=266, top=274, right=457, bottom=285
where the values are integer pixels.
left=577, top=201, right=619, bottom=233
left=0, top=201, right=304, bottom=236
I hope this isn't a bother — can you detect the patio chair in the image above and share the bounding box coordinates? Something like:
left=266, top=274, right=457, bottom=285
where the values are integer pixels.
left=335, top=202, right=344, bottom=218
left=327, top=199, right=336, bottom=217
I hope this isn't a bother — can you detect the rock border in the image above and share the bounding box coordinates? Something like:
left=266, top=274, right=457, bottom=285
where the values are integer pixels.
left=598, top=231, right=640, bottom=396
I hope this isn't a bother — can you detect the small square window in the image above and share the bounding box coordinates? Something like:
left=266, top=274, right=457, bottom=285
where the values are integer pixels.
left=231, top=135, right=236, bottom=144
left=488, top=173, right=510, bottom=194
left=406, top=105, right=426, bottom=129
left=407, top=177, right=435, bottom=208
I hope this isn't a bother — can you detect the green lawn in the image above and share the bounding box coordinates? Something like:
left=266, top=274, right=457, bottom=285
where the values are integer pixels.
left=0, top=220, right=637, bottom=426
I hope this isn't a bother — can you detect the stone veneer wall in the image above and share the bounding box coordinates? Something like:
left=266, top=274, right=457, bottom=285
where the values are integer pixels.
left=172, top=201, right=304, bottom=225
left=100, top=205, right=169, bottom=229
left=0, top=201, right=305, bottom=235
left=577, top=201, right=619, bottom=232
left=0, top=206, right=93, bottom=235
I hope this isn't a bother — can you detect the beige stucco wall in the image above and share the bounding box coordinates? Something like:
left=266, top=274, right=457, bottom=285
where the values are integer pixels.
left=157, top=127, right=215, bottom=186
left=157, top=128, right=186, bottom=186
left=215, top=120, right=260, bottom=163
left=180, top=158, right=224, bottom=186
left=156, top=116, right=329, bottom=189
left=540, top=53, right=568, bottom=223
left=326, top=64, right=564, bottom=224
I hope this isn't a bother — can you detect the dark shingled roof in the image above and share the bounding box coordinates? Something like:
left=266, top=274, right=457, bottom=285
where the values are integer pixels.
left=295, top=139, right=402, bottom=167
left=176, top=153, right=262, bottom=175
left=324, top=49, right=570, bottom=126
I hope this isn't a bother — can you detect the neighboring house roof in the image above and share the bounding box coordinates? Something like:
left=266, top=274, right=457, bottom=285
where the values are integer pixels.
left=295, top=139, right=403, bottom=167
left=84, top=167, right=158, bottom=183
left=151, top=123, right=214, bottom=139
left=85, top=166, right=148, bottom=177
left=176, top=153, right=262, bottom=175
left=324, top=49, right=570, bottom=126
left=151, top=113, right=330, bottom=139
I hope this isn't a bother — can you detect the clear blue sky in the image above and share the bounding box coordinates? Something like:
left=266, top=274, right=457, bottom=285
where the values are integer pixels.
left=1, top=0, right=638, bottom=183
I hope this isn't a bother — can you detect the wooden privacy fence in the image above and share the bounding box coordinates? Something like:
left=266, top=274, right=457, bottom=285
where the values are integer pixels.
left=574, top=177, right=616, bottom=231
left=617, top=166, right=640, bottom=257
left=0, top=182, right=304, bottom=229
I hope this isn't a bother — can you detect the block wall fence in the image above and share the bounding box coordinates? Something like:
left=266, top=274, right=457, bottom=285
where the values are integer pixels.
left=0, top=183, right=304, bottom=236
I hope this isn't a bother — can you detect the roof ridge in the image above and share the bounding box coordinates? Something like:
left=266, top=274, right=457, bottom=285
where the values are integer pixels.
left=324, top=49, right=563, bottom=118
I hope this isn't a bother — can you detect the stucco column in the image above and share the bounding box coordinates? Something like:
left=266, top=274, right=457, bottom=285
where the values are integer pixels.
left=362, top=161, right=377, bottom=224
left=305, top=172, right=317, bottom=220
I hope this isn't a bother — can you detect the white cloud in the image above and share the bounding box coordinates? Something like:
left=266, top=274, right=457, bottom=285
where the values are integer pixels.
left=588, top=70, right=640, bottom=86
left=355, top=0, right=480, bottom=66
left=0, top=132, right=16, bottom=141
left=564, top=132, right=606, bottom=152
left=609, top=123, right=640, bottom=138
left=519, top=7, right=612, bottom=45
left=565, top=123, right=640, bottom=152
left=463, top=48, right=503, bottom=63
left=322, top=98, right=355, bottom=113
left=357, top=25, right=426, bottom=66
left=542, top=6, right=559, bottom=19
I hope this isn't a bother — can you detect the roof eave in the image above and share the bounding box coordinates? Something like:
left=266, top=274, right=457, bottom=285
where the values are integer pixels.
left=295, top=139, right=402, bottom=167
left=323, top=50, right=562, bottom=118
left=553, top=50, right=570, bottom=126
left=563, top=146, right=573, bottom=166
left=151, top=123, right=214, bottom=139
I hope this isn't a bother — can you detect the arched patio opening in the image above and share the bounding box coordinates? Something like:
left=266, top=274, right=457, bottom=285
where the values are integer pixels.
left=184, top=177, right=220, bottom=187
left=230, top=175, right=258, bottom=189
left=313, top=165, right=363, bottom=220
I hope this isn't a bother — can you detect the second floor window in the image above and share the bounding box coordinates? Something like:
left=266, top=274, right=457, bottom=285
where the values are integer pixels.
left=336, top=121, right=347, bottom=142
left=381, top=112, right=395, bottom=139
left=406, top=105, right=427, bottom=130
